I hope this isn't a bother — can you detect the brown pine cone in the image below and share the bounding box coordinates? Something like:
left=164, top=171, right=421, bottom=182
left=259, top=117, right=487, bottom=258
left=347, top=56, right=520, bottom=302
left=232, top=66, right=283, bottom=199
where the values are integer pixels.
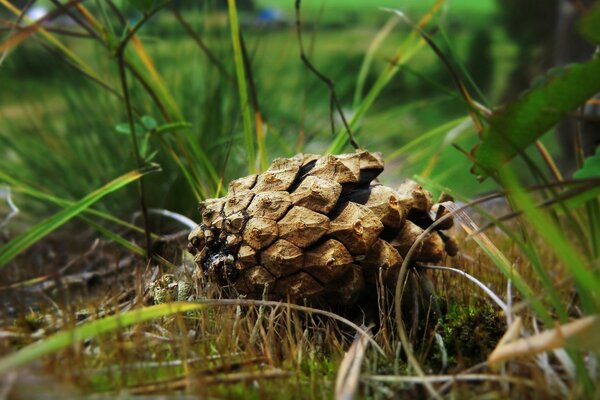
left=187, top=151, right=458, bottom=306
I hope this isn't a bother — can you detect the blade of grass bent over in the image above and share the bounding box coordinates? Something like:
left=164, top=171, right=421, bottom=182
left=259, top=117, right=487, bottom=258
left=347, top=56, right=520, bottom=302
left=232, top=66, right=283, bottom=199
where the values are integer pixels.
left=0, top=171, right=155, bottom=238
left=0, top=303, right=202, bottom=375
left=0, top=166, right=158, bottom=267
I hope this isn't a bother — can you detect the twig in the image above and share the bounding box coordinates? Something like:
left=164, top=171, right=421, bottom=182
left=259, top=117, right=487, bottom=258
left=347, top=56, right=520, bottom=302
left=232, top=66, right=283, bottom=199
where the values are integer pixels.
left=171, top=8, right=232, bottom=81
left=48, top=0, right=98, bottom=40
left=294, top=0, right=359, bottom=150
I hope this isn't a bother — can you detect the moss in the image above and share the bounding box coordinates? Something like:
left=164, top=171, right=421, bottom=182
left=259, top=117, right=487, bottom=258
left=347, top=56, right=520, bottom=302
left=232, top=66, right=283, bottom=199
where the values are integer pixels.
left=438, top=303, right=505, bottom=370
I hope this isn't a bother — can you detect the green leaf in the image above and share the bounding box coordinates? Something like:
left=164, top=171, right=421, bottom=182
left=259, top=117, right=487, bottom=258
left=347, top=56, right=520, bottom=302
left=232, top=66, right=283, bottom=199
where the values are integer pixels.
left=578, top=1, right=600, bottom=44
left=471, top=56, right=600, bottom=178
left=0, top=166, right=158, bottom=267
left=128, top=0, right=155, bottom=13
left=144, top=150, right=159, bottom=162
left=574, top=147, right=600, bottom=179
left=566, top=148, right=600, bottom=208
left=140, top=115, right=157, bottom=130
left=115, top=122, right=143, bottom=136
left=0, top=302, right=203, bottom=374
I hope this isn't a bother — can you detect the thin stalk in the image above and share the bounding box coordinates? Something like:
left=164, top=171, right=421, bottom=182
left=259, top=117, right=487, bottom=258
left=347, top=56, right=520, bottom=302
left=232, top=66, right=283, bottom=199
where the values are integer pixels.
left=535, top=140, right=563, bottom=182
left=295, top=0, right=359, bottom=149
left=172, top=8, right=232, bottom=81
left=114, top=8, right=166, bottom=259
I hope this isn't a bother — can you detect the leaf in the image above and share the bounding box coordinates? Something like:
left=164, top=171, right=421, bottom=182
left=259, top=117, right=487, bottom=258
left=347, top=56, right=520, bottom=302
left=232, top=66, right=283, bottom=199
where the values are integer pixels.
left=0, top=302, right=203, bottom=374
left=128, top=0, right=155, bottom=13
left=115, top=122, right=143, bottom=136
left=145, top=150, right=159, bottom=162
left=574, top=147, right=600, bottom=179
left=471, top=56, right=600, bottom=178
left=578, top=1, right=600, bottom=44
left=140, top=115, right=157, bottom=130
left=0, top=166, right=159, bottom=267
left=564, top=148, right=600, bottom=208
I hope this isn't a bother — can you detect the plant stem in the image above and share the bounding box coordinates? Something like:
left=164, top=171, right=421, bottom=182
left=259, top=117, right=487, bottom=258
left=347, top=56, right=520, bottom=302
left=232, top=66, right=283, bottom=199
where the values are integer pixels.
left=114, top=9, right=165, bottom=260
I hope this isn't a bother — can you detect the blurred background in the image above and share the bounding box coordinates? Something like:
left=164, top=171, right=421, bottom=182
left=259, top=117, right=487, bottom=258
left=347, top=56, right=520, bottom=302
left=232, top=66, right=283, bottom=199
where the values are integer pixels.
left=1, top=0, right=597, bottom=221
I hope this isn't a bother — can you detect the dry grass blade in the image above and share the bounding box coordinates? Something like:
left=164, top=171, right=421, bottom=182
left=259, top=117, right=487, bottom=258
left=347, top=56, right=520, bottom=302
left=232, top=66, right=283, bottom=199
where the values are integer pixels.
left=363, top=373, right=543, bottom=389
left=495, top=316, right=523, bottom=349
left=442, top=201, right=532, bottom=295
left=206, top=299, right=385, bottom=356
left=488, top=315, right=600, bottom=369
left=335, top=326, right=372, bottom=400
left=0, top=300, right=385, bottom=374
left=0, top=0, right=82, bottom=52
left=124, top=357, right=276, bottom=395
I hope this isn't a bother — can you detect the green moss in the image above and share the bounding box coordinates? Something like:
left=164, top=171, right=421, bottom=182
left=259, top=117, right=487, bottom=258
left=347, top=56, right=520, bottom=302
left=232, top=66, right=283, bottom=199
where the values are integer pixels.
left=438, top=303, right=505, bottom=369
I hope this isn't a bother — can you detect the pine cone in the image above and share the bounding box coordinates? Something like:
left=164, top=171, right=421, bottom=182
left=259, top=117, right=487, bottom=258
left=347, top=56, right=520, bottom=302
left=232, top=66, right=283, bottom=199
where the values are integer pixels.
left=187, top=151, right=458, bottom=306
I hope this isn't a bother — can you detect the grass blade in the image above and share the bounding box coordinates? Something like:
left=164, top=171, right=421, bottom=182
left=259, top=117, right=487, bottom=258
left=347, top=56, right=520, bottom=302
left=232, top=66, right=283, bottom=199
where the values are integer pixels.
left=0, top=171, right=152, bottom=237
left=500, top=168, right=600, bottom=311
left=0, top=166, right=159, bottom=267
left=228, top=0, right=256, bottom=173
left=0, top=302, right=203, bottom=374
left=353, top=14, right=399, bottom=108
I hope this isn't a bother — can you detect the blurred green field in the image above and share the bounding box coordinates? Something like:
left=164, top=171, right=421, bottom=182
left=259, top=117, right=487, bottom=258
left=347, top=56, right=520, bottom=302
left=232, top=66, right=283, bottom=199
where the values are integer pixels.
left=0, top=0, right=519, bottom=215
left=256, top=0, right=498, bottom=17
